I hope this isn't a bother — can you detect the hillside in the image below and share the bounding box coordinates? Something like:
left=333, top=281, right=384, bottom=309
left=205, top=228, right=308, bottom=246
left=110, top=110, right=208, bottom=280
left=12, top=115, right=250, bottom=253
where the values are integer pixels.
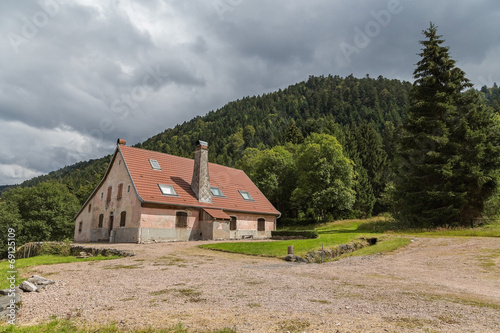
left=8, top=75, right=500, bottom=218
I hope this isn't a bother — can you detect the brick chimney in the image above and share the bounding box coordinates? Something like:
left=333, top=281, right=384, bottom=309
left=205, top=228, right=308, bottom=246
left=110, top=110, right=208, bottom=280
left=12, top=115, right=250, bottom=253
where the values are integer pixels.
left=191, top=140, right=212, bottom=203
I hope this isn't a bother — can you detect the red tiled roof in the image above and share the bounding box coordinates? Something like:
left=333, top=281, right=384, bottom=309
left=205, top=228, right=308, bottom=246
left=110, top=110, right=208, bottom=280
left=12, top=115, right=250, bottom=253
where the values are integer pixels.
left=203, top=208, right=231, bottom=220
left=119, top=145, right=280, bottom=216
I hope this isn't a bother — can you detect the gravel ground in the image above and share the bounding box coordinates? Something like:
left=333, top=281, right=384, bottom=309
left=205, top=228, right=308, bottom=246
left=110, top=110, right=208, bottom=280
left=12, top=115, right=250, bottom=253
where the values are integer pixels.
left=17, top=237, right=500, bottom=332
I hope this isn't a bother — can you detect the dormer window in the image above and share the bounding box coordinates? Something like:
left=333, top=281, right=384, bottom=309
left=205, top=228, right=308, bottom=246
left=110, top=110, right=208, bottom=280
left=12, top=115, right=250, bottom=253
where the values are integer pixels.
left=239, top=190, right=254, bottom=201
left=210, top=187, right=225, bottom=197
left=149, top=159, right=161, bottom=170
left=158, top=184, right=177, bottom=196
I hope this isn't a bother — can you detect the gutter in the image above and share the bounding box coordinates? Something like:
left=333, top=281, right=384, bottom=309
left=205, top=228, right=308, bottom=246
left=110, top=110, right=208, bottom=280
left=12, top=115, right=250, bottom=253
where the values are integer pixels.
left=141, top=200, right=280, bottom=217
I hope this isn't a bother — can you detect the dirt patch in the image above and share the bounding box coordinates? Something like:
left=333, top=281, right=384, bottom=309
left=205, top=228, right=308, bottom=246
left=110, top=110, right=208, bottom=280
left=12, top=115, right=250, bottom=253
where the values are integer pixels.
left=17, top=238, right=500, bottom=332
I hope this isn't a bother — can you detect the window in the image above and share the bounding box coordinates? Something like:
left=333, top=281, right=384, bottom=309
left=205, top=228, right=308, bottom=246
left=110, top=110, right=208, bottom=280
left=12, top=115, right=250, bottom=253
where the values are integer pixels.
left=117, top=183, right=123, bottom=199
left=88, top=204, right=91, bottom=212
left=176, top=211, right=188, bottom=228
left=257, top=218, right=265, bottom=231
left=239, top=190, right=254, bottom=201
left=120, top=211, right=126, bottom=227
left=149, top=159, right=161, bottom=170
left=158, top=184, right=177, bottom=196
left=101, top=192, right=103, bottom=200
left=98, top=214, right=104, bottom=228
left=230, top=216, right=237, bottom=231
left=78, top=221, right=83, bottom=233
left=127, top=184, right=131, bottom=193
left=210, top=187, right=225, bottom=197
left=106, top=186, right=112, bottom=202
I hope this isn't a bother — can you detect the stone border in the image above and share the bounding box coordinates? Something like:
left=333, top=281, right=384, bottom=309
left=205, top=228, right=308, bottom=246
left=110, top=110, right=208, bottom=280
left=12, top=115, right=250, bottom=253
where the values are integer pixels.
left=284, top=237, right=378, bottom=263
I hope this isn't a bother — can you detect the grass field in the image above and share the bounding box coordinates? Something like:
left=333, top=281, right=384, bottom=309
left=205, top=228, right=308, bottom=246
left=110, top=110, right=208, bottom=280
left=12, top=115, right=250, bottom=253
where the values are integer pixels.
left=1, top=319, right=236, bottom=333
left=0, top=255, right=119, bottom=289
left=199, top=216, right=500, bottom=258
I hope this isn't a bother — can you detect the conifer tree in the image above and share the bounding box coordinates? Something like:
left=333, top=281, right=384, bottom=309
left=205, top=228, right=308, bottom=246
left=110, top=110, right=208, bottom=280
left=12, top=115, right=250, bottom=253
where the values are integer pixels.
left=393, top=23, right=500, bottom=227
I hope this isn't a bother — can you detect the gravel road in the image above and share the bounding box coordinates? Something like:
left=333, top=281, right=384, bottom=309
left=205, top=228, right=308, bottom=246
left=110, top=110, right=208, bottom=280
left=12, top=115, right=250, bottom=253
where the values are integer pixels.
left=17, top=237, right=500, bottom=332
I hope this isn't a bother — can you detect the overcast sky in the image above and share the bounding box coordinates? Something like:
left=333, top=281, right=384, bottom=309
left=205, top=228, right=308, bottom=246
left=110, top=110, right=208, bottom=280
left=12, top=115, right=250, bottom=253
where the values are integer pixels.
left=1, top=0, right=499, bottom=185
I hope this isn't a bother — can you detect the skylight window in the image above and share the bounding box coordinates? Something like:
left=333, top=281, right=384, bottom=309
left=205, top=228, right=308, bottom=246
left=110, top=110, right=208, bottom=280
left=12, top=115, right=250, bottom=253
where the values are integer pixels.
left=239, top=190, right=254, bottom=201
left=158, top=184, right=177, bottom=196
left=210, top=187, right=225, bottom=197
left=149, top=159, right=161, bottom=170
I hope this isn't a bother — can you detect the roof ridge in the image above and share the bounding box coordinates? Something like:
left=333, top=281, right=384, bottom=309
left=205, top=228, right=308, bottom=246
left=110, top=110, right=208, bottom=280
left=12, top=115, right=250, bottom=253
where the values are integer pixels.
left=121, top=145, right=245, bottom=173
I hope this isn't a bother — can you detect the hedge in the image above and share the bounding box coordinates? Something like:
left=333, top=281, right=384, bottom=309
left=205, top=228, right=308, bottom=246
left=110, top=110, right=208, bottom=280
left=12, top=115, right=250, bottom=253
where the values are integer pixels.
left=271, top=230, right=318, bottom=239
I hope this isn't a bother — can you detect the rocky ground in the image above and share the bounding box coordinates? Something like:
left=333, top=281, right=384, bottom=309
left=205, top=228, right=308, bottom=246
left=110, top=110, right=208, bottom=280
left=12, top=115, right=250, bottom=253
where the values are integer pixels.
left=16, top=237, right=500, bottom=332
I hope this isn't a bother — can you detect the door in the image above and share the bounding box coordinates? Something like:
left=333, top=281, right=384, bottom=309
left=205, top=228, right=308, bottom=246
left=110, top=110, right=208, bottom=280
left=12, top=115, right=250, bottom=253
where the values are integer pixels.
left=108, top=213, right=114, bottom=239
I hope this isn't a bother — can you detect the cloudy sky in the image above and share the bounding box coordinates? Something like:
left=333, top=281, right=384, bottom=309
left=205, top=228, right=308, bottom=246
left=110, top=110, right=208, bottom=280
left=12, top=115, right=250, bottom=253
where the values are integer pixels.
left=1, top=0, right=499, bottom=185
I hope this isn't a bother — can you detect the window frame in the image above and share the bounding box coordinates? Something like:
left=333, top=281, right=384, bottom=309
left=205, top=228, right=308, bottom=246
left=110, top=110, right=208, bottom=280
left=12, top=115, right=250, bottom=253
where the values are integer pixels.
left=230, top=216, right=237, bottom=231
left=238, top=190, right=254, bottom=201
left=176, top=211, right=188, bottom=228
left=210, top=187, right=225, bottom=197
left=257, top=218, right=266, bottom=231
left=149, top=159, right=162, bottom=170
left=78, top=221, right=83, bottom=233
left=158, top=184, right=178, bottom=196
left=106, top=186, right=112, bottom=202
left=120, top=211, right=126, bottom=227
left=117, top=183, right=123, bottom=199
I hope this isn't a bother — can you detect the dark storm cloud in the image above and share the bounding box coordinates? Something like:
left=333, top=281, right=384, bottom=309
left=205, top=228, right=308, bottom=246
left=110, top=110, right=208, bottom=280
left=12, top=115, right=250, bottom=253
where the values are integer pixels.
left=0, top=0, right=499, bottom=184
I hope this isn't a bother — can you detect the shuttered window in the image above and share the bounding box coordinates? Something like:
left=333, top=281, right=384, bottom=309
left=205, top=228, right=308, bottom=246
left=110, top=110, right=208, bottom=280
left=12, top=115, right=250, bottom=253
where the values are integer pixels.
left=117, top=184, right=123, bottom=199
left=120, top=211, right=126, bottom=227
left=257, top=218, right=265, bottom=231
left=106, top=186, right=112, bottom=202
left=176, top=211, right=188, bottom=228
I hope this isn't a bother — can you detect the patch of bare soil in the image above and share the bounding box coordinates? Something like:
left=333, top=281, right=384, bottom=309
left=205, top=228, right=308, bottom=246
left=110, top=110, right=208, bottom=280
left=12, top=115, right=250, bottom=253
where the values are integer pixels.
left=17, top=237, right=500, bottom=332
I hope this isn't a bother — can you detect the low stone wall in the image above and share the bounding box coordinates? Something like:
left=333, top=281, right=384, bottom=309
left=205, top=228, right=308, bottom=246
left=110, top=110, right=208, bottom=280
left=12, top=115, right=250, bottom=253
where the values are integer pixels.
left=15, top=242, right=135, bottom=259
left=70, top=245, right=135, bottom=257
left=284, top=237, right=378, bottom=263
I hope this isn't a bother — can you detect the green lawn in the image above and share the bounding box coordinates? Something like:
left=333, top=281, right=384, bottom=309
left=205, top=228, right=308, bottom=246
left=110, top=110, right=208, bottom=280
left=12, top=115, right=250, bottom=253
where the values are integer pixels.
left=200, top=216, right=500, bottom=258
left=0, top=255, right=119, bottom=289
left=200, top=218, right=391, bottom=258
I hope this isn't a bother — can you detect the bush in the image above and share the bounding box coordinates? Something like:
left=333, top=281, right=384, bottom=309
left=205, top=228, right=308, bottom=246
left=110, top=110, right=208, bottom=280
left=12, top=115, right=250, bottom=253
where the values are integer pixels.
left=271, top=230, right=318, bottom=239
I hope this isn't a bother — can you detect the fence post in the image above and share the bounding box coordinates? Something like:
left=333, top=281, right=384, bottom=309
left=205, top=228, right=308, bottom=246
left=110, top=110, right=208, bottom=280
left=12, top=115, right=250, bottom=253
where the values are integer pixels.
left=288, top=245, right=294, bottom=255
left=470, top=218, right=474, bottom=229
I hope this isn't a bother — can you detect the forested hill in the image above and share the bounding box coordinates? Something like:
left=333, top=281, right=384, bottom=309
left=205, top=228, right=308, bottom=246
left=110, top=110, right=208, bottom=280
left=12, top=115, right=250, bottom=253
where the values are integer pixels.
left=138, top=74, right=411, bottom=164
left=13, top=75, right=500, bottom=218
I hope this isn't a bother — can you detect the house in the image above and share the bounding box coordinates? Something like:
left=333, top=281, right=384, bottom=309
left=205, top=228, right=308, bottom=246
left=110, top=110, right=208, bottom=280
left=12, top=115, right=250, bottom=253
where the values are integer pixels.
left=73, top=139, right=280, bottom=243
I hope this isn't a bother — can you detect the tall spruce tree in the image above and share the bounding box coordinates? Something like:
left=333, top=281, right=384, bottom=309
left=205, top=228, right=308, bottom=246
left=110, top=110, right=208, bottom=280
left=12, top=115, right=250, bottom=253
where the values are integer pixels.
left=393, top=23, right=500, bottom=227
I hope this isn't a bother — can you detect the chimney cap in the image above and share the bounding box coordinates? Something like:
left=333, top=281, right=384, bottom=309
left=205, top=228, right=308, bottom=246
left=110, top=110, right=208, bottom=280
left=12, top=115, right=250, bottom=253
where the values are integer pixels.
left=117, top=138, right=126, bottom=145
left=196, top=140, right=208, bottom=147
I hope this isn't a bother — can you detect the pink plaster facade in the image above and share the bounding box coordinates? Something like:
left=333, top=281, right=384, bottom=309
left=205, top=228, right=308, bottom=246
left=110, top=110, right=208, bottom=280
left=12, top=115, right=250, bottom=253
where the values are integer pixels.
left=74, top=151, right=141, bottom=243
left=74, top=143, right=280, bottom=243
